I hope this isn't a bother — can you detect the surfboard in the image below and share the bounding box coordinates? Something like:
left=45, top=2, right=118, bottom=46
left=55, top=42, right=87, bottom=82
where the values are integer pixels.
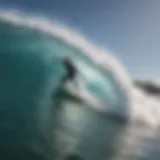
left=63, top=82, right=86, bottom=101
left=63, top=81, right=103, bottom=109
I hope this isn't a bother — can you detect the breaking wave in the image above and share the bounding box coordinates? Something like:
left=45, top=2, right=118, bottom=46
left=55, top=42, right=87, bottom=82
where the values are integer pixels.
left=0, top=10, right=160, bottom=160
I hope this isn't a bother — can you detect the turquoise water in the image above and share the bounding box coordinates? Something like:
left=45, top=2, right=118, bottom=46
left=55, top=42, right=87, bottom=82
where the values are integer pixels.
left=1, top=12, right=160, bottom=160
left=0, top=18, right=130, bottom=160
left=0, top=22, right=53, bottom=160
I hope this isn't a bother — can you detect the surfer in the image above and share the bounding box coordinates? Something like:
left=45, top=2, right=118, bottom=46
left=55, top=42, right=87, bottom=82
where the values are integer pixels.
left=61, top=57, right=77, bottom=86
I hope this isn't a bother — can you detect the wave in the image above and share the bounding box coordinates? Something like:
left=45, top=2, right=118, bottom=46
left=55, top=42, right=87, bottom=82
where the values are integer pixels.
left=0, top=9, right=160, bottom=160
left=0, top=9, right=133, bottom=116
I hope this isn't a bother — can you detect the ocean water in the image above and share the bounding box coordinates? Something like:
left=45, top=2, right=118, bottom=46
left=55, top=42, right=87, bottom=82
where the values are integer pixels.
left=0, top=11, right=160, bottom=160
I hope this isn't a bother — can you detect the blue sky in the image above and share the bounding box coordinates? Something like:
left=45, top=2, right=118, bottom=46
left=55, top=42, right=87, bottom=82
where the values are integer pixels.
left=0, top=0, right=160, bottom=80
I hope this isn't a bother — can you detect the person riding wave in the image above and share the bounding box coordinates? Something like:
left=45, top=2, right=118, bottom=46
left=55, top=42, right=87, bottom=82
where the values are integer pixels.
left=61, top=57, right=78, bottom=86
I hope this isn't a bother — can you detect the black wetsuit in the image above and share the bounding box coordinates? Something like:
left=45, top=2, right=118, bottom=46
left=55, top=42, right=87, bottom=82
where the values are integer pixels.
left=61, top=59, right=76, bottom=84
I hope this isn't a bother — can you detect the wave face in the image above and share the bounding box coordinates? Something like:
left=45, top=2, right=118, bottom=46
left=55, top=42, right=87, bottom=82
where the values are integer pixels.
left=1, top=11, right=160, bottom=160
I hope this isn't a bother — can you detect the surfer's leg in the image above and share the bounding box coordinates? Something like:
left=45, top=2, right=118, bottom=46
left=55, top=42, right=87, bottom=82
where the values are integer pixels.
left=69, top=71, right=79, bottom=88
left=73, top=75, right=79, bottom=88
